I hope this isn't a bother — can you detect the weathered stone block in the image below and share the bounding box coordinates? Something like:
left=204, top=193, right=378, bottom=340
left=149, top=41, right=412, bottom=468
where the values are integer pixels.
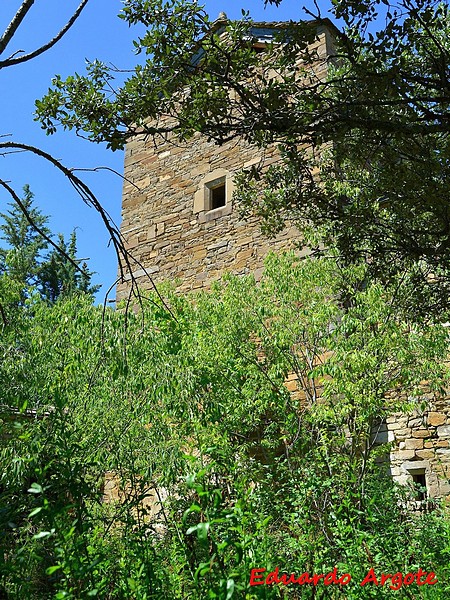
left=395, top=450, right=416, bottom=460
left=438, top=482, right=450, bottom=496
left=405, top=438, right=424, bottom=450
left=393, top=428, right=411, bottom=437
left=436, top=448, right=450, bottom=457
left=412, top=429, right=431, bottom=438
left=408, top=418, right=425, bottom=428
left=428, top=412, right=446, bottom=426
left=436, top=440, right=449, bottom=448
left=437, top=425, right=450, bottom=437
left=402, top=460, right=429, bottom=472
left=415, top=450, right=434, bottom=459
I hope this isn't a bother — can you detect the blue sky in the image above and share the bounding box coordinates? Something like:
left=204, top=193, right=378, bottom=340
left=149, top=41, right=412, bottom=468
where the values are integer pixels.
left=0, top=0, right=331, bottom=302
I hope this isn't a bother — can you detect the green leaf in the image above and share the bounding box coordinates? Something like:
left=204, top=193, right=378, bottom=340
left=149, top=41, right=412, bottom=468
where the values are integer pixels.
left=197, top=522, right=209, bottom=542
left=33, top=530, right=51, bottom=540
left=28, top=506, right=43, bottom=517
left=226, top=578, right=235, bottom=599
left=27, top=483, right=43, bottom=494
left=46, top=565, right=62, bottom=575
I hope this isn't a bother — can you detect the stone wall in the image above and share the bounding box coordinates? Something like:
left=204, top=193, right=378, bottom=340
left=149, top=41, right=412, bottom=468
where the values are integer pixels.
left=287, top=371, right=450, bottom=504
left=383, top=400, right=450, bottom=502
left=117, top=131, right=298, bottom=301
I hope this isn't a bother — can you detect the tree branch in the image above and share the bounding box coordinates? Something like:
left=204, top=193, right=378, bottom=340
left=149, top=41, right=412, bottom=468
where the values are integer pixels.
left=0, top=0, right=35, bottom=57
left=0, top=140, right=127, bottom=275
left=0, top=0, right=90, bottom=69
left=0, top=141, right=176, bottom=317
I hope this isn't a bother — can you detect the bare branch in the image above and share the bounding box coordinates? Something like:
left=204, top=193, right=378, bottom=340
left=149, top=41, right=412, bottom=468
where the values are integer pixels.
left=0, top=0, right=35, bottom=57
left=0, top=140, right=177, bottom=318
left=70, top=166, right=141, bottom=191
left=0, top=0, right=90, bottom=69
left=0, top=140, right=127, bottom=272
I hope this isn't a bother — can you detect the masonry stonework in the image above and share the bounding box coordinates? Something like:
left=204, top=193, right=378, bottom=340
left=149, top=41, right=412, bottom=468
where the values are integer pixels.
left=385, top=401, right=450, bottom=502
left=116, top=131, right=300, bottom=300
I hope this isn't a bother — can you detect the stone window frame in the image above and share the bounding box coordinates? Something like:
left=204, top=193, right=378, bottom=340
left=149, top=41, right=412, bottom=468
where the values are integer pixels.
left=194, top=168, right=234, bottom=223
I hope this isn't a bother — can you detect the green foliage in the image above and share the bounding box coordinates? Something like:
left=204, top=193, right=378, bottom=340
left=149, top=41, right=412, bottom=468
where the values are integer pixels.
left=39, top=231, right=99, bottom=303
left=1, top=254, right=449, bottom=598
left=0, top=185, right=50, bottom=292
left=11, top=2, right=450, bottom=595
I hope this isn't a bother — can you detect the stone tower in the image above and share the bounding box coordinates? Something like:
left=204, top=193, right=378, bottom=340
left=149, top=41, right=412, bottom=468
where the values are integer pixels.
left=116, top=21, right=333, bottom=301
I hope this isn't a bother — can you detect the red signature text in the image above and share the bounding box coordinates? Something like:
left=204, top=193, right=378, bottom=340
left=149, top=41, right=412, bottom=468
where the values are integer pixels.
left=249, top=567, right=351, bottom=587
left=249, top=566, right=438, bottom=590
left=360, top=567, right=438, bottom=590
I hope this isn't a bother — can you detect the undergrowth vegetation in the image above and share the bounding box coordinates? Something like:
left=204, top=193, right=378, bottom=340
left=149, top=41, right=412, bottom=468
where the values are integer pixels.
left=1, top=253, right=450, bottom=598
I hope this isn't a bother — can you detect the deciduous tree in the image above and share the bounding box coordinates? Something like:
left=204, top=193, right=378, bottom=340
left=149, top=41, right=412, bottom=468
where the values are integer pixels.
left=1, top=255, right=449, bottom=597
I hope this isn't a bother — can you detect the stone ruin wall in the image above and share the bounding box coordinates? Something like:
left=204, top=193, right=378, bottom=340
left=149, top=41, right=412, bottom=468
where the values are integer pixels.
left=286, top=375, right=450, bottom=504
left=384, top=401, right=450, bottom=502
left=116, top=129, right=300, bottom=301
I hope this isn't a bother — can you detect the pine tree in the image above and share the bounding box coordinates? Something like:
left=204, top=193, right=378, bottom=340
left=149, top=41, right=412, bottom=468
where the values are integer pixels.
left=0, top=186, right=99, bottom=303
left=0, top=185, right=50, bottom=294
left=39, top=231, right=99, bottom=303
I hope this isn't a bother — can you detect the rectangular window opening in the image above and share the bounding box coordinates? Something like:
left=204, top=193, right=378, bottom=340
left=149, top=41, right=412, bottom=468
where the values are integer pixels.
left=412, top=472, right=427, bottom=502
left=210, top=182, right=226, bottom=210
